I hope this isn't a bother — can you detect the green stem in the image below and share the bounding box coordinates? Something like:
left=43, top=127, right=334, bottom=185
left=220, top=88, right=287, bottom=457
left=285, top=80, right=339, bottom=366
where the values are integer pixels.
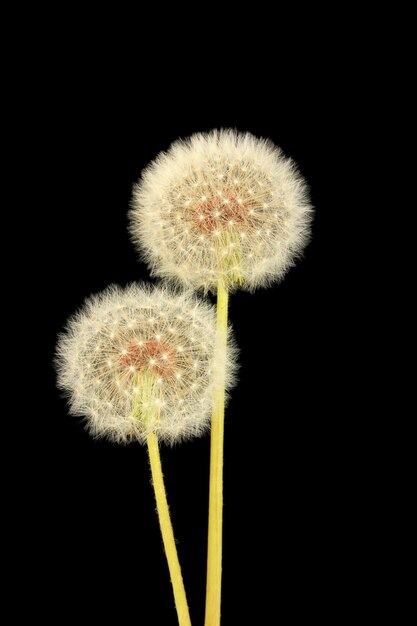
left=147, top=432, right=192, bottom=626
left=204, top=280, right=229, bottom=626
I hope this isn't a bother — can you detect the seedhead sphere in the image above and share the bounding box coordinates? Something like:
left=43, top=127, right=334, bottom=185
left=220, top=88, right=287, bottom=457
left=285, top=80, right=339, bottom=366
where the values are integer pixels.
left=56, top=284, right=237, bottom=444
left=130, top=130, right=313, bottom=292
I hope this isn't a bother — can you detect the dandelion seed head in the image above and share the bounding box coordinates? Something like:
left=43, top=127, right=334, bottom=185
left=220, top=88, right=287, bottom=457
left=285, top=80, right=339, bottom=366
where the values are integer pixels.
left=130, top=129, right=313, bottom=292
left=55, top=284, right=238, bottom=444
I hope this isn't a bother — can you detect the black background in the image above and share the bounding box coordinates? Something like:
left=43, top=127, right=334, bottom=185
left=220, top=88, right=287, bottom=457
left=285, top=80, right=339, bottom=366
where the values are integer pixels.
left=34, top=57, right=361, bottom=625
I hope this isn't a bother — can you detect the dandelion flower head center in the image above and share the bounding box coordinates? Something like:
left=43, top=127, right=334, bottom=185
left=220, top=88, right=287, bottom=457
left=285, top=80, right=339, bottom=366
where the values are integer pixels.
left=120, top=339, right=177, bottom=378
left=169, top=160, right=274, bottom=238
left=191, top=193, right=248, bottom=234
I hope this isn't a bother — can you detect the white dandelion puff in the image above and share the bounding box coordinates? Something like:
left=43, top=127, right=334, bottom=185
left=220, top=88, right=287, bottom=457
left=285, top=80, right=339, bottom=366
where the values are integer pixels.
left=130, top=129, right=313, bottom=292
left=55, top=284, right=237, bottom=444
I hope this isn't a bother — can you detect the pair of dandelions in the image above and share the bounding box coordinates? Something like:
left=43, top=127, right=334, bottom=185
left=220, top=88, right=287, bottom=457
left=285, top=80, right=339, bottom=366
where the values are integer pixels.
left=56, top=130, right=312, bottom=626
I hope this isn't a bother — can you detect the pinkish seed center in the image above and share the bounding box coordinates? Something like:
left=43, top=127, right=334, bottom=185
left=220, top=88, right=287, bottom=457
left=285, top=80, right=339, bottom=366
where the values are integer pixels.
left=191, top=195, right=247, bottom=234
left=120, top=340, right=177, bottom=377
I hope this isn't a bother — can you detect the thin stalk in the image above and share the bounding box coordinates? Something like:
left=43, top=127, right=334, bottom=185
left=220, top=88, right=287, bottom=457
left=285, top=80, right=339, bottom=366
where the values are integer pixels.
left=204, top=280, right=229, bottom=626
left=147, top=432, right=192, bottom=626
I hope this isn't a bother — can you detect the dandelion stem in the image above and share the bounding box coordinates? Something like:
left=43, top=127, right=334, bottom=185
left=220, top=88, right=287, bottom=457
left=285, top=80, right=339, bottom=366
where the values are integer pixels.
left=147, top=432, right=192, bottom=626
left=204, top=280, right=228, bottom=626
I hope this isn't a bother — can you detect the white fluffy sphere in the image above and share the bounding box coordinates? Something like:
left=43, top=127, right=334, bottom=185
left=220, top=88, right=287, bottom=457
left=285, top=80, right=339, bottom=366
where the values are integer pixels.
left=130, top=129, right=313, bottom=292
left=56, top=284, right=237, bottom=444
